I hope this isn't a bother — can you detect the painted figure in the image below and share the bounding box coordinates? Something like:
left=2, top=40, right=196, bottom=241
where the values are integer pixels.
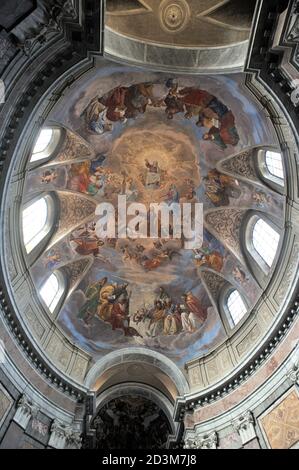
left=83, top=80, right=239, bottom=148
left=164, top=184, right=179, bottom=205
left=163, top=303, right=182, bottom=335
left=44, top=250, right=61, bottom=269
left=81, top=97, right=113, bottom=134
left=252, top=190, right=272, bottom=206
left=67, top=157, right=107, bottom=196
left=194, top=249, right=224, bottom=272
left=145, top=159, right=160, bottom=187
left=232, top=266, right=248, bottom=284
left=41, top=169, right=58, bottom=184
left=70, top=223, right=105, bottom=257
left=203, top=169, right=241, bottom=206
left=78, top=277, right=108, bottom=324
left=97, top=282, right=117, bottom=322
left=98, top=86, right=127, bottom=122
left=182, top=292, right=207, bottom=327
left=148, top=301, right=166, bottom=337
left=200, top=110, right=239, bottom=149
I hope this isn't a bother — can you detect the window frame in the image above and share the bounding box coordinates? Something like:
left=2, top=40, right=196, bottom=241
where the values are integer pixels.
left=39, top=271, right=66, bottom=316
left=29, top=126, right=64, bottom=168
left=219, top=284, right=250, bottom=333
left=252, top=217, right=280, bottom=268
left=265, top=150, right=284, bottom=181
left=21, top=192, right=58, bottom=264
left=256, top=148, right=285, bottom=193
left=22, top=197, right=49, bottom=254
left=225, top=288, right=248, bottom=328
left=247, top=214, right=280, bottom=274
left=243, top=211, right=282, bottom=285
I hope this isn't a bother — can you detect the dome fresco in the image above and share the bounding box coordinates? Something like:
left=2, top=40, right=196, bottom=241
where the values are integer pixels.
left=23, top=60, right=285, bottom=367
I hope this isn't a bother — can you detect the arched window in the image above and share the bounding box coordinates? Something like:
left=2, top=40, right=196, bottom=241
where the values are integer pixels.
left=30, top=127, right=61, bottom=163
left=257, top=149, right=285, bottom=189
left=39, top=272, right=64, bottom=313
left=22, top=197, right=50, bottom=253
left=226, top=289, right=247, bottom=327
left=265, top=151, right=284, bottom=180
left=252, top=218, right=280, bottom=268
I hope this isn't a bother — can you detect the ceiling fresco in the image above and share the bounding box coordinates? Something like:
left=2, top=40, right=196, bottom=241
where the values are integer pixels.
left=23, top=60, right=285, bottom=367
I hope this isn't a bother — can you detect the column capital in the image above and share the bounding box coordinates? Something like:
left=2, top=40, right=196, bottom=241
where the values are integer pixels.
left=13, top=394, right=39, bottom=429
left=49, top=420, right=82, bottom=449
left=184, top=430, right=218, bottom=449
left=232, top=410, right=256, bottom=445
left=48, top=420, right=69, bottom=449
left=66, top=431, right=82, bottom=449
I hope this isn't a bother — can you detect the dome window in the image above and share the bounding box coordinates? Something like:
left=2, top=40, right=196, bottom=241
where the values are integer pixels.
left=30, top=127, right=61, bottom=163
left=226, top=289, right=247, bottom=327
left=22, top=197, right=50, bottom=253
left=39, top=272, right=65, bottom=314
left=252, top=218, right=280, bottom=268
left=257, top=149, right=285, bottom=189
left=22, top=195, right=56, bottom=254
left=265, top=151, right=284, bottom=181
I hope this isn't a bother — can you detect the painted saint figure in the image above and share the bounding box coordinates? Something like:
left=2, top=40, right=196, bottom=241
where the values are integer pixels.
left=83, top=79, right=239, bottom=149
left=203, top=169, right=241, bottom=206
left=182, top=292, right=207, bottom=331
left=78, top=277, right=108, bottom=324
left=194, top=249, right=224, bottom=272
left=148, top=301, right=166, bottom=337
left=145, top=159, right=160, bottom=188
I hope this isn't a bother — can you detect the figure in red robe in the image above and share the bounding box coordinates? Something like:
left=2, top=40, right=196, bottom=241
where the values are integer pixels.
left=201, top=110, right=239, bottom=149
left=110, top=301, right=127, bottom=331
left=182, top=292, right=207, bottom=323
left=99, top=86, right=128, bottom=122
left=179, top=87, right=214, bottom=110
left=110, top=299, right=142, bottom=337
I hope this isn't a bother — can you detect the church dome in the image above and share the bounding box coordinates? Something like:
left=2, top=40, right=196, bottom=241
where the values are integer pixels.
left=0, top=0, right=298, bottom=451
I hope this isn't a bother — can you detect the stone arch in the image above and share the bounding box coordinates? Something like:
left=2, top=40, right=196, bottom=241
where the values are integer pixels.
left=95, top=382, right=176, bottom=434
left=84, top=347, right=190, bottom=396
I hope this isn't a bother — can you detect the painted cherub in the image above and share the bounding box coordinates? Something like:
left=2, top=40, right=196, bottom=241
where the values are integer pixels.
left=41, top=169, right=58, bottom=184
left=232, top=266, right=248, bottom=284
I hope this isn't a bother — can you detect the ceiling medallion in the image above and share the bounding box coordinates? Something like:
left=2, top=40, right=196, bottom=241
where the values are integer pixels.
left=159, top=0, right=191, bottom=34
